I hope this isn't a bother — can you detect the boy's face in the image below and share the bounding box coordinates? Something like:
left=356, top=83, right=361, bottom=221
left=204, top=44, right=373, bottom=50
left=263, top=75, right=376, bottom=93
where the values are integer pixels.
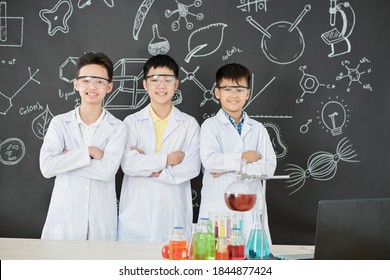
left=74, top=64, right=113, bottom=106
left=143, top=66, right=179, bottom=107
left=215, top=78, right=249, bottom=117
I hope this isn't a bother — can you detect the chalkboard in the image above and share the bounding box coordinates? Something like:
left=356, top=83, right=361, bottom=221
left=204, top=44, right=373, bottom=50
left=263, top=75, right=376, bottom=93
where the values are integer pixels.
left=1, top=0, right=389, bottom=245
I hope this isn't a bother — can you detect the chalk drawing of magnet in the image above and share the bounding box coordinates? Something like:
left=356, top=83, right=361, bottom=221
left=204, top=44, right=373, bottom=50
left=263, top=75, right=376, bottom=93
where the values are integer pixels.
left=0, top=1, right=24, bottom=47
left=39, top=0, right=73, bottom=36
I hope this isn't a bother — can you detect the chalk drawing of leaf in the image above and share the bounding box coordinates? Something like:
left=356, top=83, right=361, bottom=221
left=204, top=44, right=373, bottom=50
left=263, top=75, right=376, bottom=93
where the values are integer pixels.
left=185, top=23, right=228, bottom=63
left=32, top=105, right=54, bottom=140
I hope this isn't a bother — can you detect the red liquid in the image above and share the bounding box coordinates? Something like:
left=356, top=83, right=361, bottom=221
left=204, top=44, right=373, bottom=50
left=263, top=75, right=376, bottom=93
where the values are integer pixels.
left=227, top=244, right=245, bottom=260
left=224, top=193, right=256, bottom=211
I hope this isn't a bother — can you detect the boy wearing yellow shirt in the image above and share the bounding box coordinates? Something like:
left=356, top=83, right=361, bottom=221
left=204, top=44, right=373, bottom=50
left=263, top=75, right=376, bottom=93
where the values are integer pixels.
left=118, top=55, right=201, bottom=243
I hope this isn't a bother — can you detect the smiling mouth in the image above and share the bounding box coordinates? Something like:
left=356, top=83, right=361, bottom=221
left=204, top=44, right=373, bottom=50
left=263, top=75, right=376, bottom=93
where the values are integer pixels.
left=156, top=91, right=167, bottom=95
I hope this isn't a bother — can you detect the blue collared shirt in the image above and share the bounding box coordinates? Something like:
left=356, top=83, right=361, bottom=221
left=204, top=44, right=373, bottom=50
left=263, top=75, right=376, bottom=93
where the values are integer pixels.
left=223, top=110, right=245, bottom=135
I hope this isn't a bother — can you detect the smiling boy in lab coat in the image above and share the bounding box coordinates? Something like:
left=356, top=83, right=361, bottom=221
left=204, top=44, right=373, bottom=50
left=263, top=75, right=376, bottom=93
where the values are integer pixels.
left=198, top=63, right=277, bottom=244
left=118, top=55, right=201, bottom=243
left=39, top=52, right=127, bottom=240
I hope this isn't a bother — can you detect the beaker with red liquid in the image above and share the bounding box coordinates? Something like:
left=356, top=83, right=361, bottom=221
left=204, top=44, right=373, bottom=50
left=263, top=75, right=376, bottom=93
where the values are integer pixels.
left=227, top=227, right=245, bottom=260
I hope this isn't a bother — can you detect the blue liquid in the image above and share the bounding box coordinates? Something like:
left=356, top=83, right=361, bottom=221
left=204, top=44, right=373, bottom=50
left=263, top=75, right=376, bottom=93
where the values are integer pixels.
left=246, top=229, right=271, bottom=259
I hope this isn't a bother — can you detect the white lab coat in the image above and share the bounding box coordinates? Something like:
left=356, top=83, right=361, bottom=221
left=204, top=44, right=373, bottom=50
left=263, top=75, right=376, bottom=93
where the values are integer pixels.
left=118, top=105, right=201, bottom=243
left=198, top=109, right=277, bottom=243
left=39, top=109, right=126, bottom=240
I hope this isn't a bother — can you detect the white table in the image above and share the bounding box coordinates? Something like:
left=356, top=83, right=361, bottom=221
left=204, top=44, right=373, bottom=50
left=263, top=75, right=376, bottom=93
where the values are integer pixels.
left=0, top=237, right=314, bottom=260
left=0, top=238, right=164, bottom=260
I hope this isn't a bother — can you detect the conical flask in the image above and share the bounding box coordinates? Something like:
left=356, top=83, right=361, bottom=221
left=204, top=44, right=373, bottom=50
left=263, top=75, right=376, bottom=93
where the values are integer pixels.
left=148, top=24, right=170, bottom=55
left=245, top=209, right=271, bottom=259
left=224, top=159, right=257, bottom=211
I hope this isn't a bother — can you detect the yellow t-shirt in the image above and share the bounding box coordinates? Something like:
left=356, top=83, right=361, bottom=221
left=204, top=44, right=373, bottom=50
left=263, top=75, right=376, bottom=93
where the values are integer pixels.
left=149, top=105, right=172, bottom=152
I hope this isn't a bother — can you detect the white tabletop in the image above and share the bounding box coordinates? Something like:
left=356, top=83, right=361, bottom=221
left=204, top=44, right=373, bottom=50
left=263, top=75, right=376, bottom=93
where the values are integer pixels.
left=0, top=237, right=315, bottom=260
left=0, top=238, right=164, bottom=260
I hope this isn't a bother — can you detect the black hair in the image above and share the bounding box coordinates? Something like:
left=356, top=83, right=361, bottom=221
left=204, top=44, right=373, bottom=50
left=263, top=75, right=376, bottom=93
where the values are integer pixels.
left=215, top=63, right=251, bottom=88
left=143, top=54, right=179, bottom=79
left=76, top=51, right=114, bottom=81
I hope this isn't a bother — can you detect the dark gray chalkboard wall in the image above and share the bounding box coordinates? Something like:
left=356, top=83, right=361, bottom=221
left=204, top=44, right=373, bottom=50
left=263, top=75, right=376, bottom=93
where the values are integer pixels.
left=1, top=0, right=389, bottom=245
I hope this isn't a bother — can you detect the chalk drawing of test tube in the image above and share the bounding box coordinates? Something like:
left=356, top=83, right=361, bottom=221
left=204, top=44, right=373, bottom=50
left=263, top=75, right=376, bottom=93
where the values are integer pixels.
left=0, top=1, right=24, bottom=47
left=284, top=137, right=359, bottom=195
left=0, top=137, right=25, bottom=165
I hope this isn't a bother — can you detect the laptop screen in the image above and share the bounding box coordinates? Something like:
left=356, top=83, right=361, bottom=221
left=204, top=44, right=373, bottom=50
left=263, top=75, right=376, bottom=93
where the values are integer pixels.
left=314, top=198, right=390, bottom=260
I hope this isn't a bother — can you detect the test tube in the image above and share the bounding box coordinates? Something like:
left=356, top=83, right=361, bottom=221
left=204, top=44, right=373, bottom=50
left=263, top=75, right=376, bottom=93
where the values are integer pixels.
left=226, top=212, right=231, bottom=238
left=220, top=212, right=226, bottom=238
left=0, top=1, right=7, bottom=42
left=213, top=212, right=219, bottom=239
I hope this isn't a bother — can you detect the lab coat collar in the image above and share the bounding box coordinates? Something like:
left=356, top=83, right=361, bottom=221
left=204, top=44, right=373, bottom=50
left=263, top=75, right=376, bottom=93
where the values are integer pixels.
left=62, top=109, right=117, bottom=147
left=75, top=106, right=105, bottom=127
left=216, top=108, right=254, bottom=138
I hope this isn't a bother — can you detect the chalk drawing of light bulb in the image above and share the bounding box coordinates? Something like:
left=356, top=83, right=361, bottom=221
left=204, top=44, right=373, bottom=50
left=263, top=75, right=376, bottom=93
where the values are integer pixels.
left=320, top=100, right=349, bottom=136
left=317, top=96, right=350, bottom=136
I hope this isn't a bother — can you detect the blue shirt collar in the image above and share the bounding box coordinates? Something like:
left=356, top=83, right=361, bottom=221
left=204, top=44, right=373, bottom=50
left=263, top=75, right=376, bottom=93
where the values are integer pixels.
left=222, top=110, right=245, bottom=135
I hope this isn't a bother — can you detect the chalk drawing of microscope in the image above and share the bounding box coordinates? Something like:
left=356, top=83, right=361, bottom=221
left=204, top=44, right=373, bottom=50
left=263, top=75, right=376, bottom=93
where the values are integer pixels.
left=321, top=0, right=355, bottom=58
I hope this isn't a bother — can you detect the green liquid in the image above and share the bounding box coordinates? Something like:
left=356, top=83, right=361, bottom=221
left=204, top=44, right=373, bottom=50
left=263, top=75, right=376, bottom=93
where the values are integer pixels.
left=193, top=232, right=215, bottom=260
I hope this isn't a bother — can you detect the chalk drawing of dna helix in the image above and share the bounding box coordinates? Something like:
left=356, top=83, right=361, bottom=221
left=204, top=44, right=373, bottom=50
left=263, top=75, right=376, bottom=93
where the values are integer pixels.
left=285, top=137, right=359, bottom=195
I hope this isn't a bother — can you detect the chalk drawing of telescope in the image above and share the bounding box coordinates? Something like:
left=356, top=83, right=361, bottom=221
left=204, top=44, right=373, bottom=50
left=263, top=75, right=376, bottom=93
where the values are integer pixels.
left=0, top=1, right=24, bottom=47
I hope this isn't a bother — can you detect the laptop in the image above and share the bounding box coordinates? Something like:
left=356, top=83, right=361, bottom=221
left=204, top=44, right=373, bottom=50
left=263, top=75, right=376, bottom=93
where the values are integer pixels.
left=314, top=198, right=390, bottom=260
left=271, top=245, right=314, bottom=260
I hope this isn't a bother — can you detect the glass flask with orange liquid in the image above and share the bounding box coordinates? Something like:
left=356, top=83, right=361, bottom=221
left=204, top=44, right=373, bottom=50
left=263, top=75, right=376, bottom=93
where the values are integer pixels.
left=215, top=237, right=229, bottom=260
left=169, top=226, right=187, bottom=260
left=224, top=159, right=257, bottom=212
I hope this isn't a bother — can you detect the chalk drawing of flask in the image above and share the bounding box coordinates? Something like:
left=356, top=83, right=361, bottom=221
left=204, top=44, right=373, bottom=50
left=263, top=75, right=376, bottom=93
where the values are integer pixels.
left=148, top=24, right=170, bottom=55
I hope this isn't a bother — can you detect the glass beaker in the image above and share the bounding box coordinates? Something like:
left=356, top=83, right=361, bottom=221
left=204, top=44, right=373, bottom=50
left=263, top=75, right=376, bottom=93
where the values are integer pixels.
left=227, top=227, right=245, bottom=260
left=193, top=218, right=215, bottom=260
left=215, top=237, right=229, bottom=260
left=246, top=209, right=271, bottom=259
left=169, top=226, right=187, bottom=260
left=187, top=223, right=197, bottom=260
left=224, top=159, right=257, bottom=211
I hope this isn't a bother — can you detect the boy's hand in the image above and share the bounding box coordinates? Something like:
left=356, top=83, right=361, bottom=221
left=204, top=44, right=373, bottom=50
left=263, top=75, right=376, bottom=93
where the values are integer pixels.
left=210, top=172, right=227, bottom=178
left=241, top=151, right=261, bottom=163
left=167, top=151, right=185, bottom=166
left=150, top=171, right=162, bottom=177
left=89, top=146, right=104, bottom=160
left=130, top=146, right=144, bottom=154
